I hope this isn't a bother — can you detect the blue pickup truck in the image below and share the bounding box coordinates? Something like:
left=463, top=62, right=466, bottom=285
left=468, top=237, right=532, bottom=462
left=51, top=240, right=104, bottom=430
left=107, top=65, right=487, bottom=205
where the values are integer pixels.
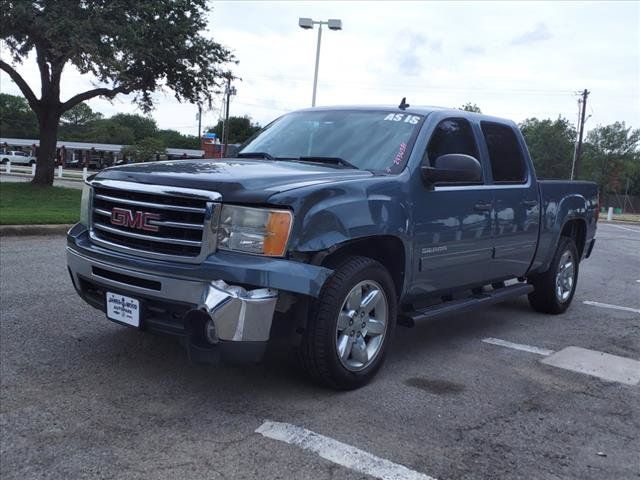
left=67, top=106, right=598, bottom=389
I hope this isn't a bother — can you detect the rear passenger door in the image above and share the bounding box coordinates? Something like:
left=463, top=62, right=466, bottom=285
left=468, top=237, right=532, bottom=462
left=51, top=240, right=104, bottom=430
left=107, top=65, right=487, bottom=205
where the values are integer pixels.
left=480, top=122, right=539, bottom=279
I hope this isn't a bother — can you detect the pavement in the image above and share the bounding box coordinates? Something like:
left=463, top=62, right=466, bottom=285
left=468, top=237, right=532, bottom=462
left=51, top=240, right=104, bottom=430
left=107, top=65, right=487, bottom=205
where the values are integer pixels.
left=1, top=223, right=639, bottom=480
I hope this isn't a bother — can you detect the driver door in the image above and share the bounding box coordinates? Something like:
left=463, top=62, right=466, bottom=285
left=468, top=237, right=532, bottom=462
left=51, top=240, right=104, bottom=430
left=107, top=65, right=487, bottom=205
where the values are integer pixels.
left=411, top=117, right=494, bottom=296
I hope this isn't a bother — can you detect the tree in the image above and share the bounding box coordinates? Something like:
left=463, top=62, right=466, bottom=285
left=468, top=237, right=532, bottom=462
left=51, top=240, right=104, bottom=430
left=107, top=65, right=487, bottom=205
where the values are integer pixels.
left=109, top=113, right=157, bottom=142
left=519, top=117, right=576, bottom=179
left=60, top=102, right=103, bottom=126
left=0, top=93, right=39, bottom=138
left=581, top=122, right=640, bottom=195
left=208, top=116, right=261, bottom=144
left=460, top=102, right=482, bottom=113
left=122, top=137, right=166, bottom=162
left=80, top=119, right=136, bottom=145
left=157, top=129, right=201, bottom=149
left=1, top=1, right=233, bottom=185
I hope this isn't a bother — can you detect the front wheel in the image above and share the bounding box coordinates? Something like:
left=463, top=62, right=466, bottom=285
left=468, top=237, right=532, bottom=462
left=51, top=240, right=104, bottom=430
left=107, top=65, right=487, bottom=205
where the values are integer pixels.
left=29, top=160, right=35, bottom=166
left=528, top=237, right=579, bottom=314
left=299, top=256, right=397, bottom=390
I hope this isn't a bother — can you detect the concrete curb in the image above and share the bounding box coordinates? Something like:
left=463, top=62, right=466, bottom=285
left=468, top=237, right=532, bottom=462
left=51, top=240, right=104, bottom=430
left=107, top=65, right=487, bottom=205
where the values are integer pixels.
left=0, top=224, right=72, bottom=237
left=1, top=172, right=84, bottom=182
left=601, top=219, right=640, bottom=225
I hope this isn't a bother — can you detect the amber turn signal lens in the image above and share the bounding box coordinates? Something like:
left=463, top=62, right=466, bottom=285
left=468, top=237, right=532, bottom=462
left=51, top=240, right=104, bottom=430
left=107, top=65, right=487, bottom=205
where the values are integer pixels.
left=263, top=211, right=293, bottom=256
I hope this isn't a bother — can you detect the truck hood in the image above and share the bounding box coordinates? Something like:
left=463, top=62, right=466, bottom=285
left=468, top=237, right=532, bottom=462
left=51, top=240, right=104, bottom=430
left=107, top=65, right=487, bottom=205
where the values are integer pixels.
left=94, top=159, right=374, bottom=203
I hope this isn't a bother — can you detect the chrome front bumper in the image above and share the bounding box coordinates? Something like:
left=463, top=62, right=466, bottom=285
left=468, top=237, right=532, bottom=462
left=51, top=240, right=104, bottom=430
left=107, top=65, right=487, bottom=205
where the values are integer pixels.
left=67, top=247, right=278, bottom=344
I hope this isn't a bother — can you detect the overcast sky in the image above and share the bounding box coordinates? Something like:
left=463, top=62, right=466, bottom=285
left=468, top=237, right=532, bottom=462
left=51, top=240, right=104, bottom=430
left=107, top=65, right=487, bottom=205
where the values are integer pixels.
left=1, top=1, right=639, bottom=137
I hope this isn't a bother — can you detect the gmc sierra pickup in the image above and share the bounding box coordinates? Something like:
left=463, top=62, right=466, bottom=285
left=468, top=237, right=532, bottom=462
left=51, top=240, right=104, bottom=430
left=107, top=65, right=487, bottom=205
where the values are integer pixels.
left=67, top=106, right=598, bottom=389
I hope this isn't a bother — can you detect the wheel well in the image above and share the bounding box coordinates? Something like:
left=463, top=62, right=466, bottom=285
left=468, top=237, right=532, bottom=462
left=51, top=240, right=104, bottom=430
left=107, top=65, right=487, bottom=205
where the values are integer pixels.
left=561, top=219, right=587, bottom=258
left=320, top=236, right=406, bottom=298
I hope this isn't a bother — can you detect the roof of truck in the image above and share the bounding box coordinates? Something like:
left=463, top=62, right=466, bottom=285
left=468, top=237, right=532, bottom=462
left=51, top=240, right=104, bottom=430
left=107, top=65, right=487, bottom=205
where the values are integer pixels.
left=294, top=105, right=517, bottom=126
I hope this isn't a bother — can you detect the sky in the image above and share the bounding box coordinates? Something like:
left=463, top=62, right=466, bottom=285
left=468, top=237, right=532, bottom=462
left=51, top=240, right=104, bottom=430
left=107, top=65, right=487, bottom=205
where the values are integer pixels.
left=1, top=1, right=639, bottom=137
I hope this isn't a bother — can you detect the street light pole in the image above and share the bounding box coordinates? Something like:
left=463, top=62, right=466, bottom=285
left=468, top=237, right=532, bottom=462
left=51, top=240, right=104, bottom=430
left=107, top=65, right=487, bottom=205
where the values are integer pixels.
left=299, top=17, right=342, bottom=107
left=312, top=23, right=322, bottom=107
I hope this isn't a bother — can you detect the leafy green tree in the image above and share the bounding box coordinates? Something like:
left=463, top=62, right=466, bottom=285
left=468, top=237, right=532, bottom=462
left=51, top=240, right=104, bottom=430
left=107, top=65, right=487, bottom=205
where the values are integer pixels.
left=208, top=116, right=261, bottom=144
left=0, top=93, right=38, bottom=138
left=80, top=119, right=136, bottom=145
left=122, top=137, right=166, bottom=162
left=1, top=0, right=233, bottom=185
left=109, top=114, right=157, bottom=142
left=157, top=129, right=201, bottom=149
left=519, top=117, right=576, bottom=179
left=60, top=102, right=103, bottom=126
left=581, top=122, right=640, bottom=195
left=460, top=102, right=482, bottom=113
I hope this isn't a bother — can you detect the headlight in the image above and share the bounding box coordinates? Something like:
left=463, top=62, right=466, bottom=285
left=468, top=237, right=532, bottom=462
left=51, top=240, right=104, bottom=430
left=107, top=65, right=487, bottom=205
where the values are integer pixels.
left=217, top=205, right=292, bottom=257
left=80, top=184, right=91, bottom=226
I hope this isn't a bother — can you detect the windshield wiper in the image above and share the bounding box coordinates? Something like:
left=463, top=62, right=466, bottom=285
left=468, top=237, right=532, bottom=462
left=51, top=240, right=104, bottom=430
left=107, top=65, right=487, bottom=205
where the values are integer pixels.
left=296, top=156, right=358, bottom=169
left=237, top=151, right=274, bottom=160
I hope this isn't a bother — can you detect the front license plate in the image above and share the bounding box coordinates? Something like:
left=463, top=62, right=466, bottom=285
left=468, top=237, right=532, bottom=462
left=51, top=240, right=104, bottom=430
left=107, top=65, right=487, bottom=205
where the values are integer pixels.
left=106, top=292, right=140, bottom=327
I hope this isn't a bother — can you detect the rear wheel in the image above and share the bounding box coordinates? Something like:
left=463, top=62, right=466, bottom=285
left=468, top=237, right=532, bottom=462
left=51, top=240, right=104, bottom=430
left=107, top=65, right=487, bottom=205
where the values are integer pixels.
left=528, top=237, right=579, bottom=314
left=1, top=158, right=8, bottom=164
left=29, top=160, right=35, bottom=166
left=299, top=256, right=397, bottom=390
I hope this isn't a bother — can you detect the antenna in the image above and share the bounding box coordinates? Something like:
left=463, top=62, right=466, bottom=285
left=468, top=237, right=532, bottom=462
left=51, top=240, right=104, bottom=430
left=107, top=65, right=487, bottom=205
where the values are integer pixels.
left=398, top=97, right=410, bottom=110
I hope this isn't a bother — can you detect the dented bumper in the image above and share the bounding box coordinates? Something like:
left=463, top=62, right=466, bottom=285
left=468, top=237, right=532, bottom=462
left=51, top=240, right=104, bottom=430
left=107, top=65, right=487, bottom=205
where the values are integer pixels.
left=66, top=225, right=330, bottom=362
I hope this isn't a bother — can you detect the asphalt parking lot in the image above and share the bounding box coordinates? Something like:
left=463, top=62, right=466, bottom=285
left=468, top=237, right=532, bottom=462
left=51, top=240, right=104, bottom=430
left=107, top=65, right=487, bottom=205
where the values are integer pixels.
left=1, top=222, right=639, bottom=480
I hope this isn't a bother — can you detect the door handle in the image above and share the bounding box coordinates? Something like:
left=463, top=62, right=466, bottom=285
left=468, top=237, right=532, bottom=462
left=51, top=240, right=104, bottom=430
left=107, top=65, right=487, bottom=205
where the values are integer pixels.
left=474, top=202, right=493, bottom=212
left=523, top=200, right=538, bottom=207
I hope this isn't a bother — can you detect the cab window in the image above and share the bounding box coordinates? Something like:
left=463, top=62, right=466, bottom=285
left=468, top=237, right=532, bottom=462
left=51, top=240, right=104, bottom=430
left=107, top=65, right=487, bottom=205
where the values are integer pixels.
left=426, top=118, right=480, bottom=168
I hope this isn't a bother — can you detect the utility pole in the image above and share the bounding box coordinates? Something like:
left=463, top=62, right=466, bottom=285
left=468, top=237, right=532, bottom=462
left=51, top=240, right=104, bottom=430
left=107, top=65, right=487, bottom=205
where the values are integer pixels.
left=222, top=73, right=237, bottom=157
left=572, top=89, right=590, bottom=180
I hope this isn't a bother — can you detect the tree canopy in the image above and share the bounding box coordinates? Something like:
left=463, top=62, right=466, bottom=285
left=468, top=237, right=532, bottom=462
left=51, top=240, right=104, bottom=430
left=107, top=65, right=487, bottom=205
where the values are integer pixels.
left=60, top=103, right=103, bottom=126
left=122, top=137, right=167, bottom=163
left=519, top=117, right=576, bottom=179
left=460, top=102, right=482, bottom=113
left=2, top=93, right=200, bottom=150
left=581, top=122, right=640, bottom=195
left=207, top=116, right=261, bottom=144
left=0, top=0, right=233, bottom=184
left=0, top=92, right=39, bottom=138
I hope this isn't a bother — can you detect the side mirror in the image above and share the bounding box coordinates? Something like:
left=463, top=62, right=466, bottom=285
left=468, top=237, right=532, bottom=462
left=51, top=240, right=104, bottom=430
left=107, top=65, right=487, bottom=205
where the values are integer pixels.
left=421, top=153, right=483, bottom=186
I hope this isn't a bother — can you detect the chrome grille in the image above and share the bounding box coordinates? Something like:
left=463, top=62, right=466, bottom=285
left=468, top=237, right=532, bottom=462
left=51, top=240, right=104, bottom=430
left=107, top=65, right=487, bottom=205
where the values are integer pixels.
left=88, top=180, right=220, bottom=262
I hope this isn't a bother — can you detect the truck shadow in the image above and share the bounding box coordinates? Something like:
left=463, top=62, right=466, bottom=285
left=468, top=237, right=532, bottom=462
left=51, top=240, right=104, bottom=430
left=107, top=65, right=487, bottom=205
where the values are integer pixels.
left=86, top=296, right=538, bottom=399
left=388, top=296, right=536, bottom=364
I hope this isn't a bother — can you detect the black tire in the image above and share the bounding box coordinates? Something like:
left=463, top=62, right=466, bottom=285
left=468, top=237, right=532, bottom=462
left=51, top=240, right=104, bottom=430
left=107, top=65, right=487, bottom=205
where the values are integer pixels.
left=299, top=256, right=397, bottom=390
left=528, top=237, right=579, bottom=314
left=29, top=160, right=35, bottom=166
left=1, top=158, right=8, bottom=164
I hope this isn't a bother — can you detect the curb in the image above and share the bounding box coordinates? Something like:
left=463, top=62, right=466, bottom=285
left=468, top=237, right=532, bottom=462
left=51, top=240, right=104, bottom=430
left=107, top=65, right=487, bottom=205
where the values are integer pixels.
left=0, top=224, right=72, bottom=237
left=1, top=172, right=84, bottom=182
left=601, top=219, right=640, bottom=225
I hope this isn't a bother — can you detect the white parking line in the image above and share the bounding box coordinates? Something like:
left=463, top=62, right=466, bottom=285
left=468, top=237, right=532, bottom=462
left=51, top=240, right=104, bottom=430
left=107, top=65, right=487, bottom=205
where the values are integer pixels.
left=542, top=347, right=640, bottom=386
left=482, top=338, right=640, bottom=386
left=603, top=223, right=640, bottom=233
left=256, top=420, right=436, bottom=480
left=583, top=301, right=640, bottom=314
left=482, top=337, right=555, bottom=356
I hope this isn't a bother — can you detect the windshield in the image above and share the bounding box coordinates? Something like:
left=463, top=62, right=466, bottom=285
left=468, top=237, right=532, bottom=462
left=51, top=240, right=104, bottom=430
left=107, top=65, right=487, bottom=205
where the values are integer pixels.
left=239, top=110, right=425, bottom=173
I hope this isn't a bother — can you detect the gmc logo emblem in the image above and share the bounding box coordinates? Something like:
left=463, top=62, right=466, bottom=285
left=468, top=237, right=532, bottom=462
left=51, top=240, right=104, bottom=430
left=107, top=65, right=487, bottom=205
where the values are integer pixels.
left=110, top=207, right=160, bottom=232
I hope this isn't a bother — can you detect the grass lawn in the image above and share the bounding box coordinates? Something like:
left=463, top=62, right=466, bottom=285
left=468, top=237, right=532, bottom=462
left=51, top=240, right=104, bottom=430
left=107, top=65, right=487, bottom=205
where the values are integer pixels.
left=0, top=182, right=81, bottom=225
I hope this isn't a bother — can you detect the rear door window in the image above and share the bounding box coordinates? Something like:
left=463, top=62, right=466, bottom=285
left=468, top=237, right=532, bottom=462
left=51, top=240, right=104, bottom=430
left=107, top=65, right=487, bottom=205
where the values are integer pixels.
left=480, top=122, right=527, bottom=183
